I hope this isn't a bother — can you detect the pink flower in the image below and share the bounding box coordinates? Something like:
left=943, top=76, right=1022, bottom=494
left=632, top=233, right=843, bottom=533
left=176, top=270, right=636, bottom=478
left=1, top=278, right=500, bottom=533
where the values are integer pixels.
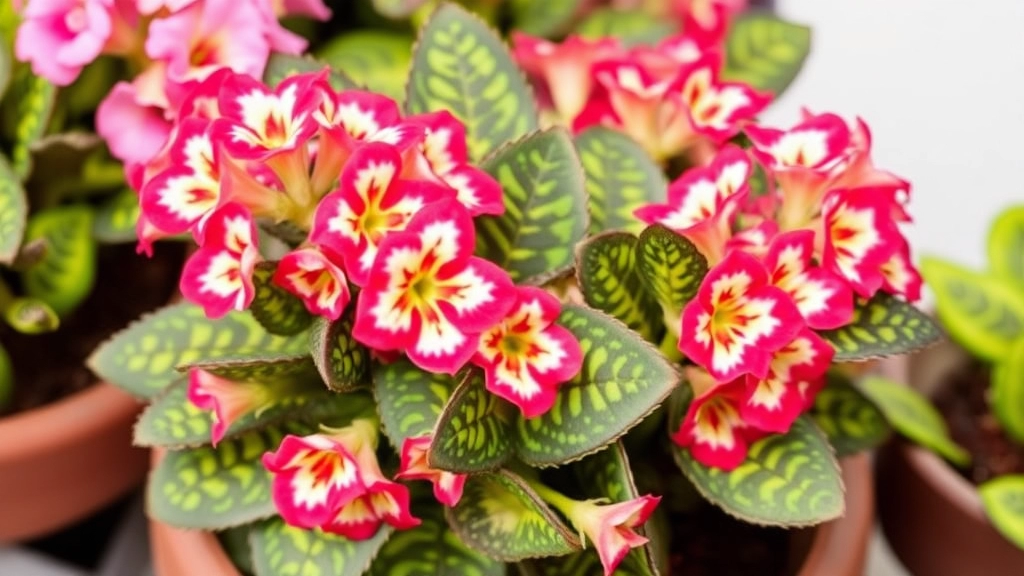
left=262, top=434, right=367, bottom=529
left=404, top=111, right=504, bottom=216
left=352, top=200, right=516, bottom=374
left=210, top=70, right=324, bottom=162
left=571, top=495, right=662, bottom=576
left=15, top=0, right=114, bottom=86
left=680, top=249, right=804, bottom=381
left=320, top=475, right=419, bottom=539
left=272, top=0, right=331, bottom=20
left=764, top=229, right=853, bottom=330
left=310, top=142, right=453, bottom=287
left=273, top=246, right=352, bottom=320
left=820, top=186, right=902, bottom=298
left=187, top=368, right=271, bottom=445
left=311, top=89, right=424, bottom=195
left=672, top=368, right=759, bottom=470
left=96, top=80, right=174, bottom=166
left=511, top=33, right=621, bottom=123
left=144, top=0, right=283, bottom=83
left=740, top=329, right=833, bottom=433
left=472, top=286, right=583, bottom=418
left=395, top=435, right=466, bottom=507
left=879, top=236, right=923, bottom=301
left=635, top=144, right=752, bottom=263
left=179, top=202, right=262, bottom=317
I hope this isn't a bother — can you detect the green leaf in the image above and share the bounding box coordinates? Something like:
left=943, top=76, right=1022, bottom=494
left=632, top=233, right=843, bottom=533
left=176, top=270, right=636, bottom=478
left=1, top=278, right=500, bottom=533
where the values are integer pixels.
left=572, top=443, right=660, bottom=575
left=513, top=305, right=678, bottom=467
left=820, top=292, right=942, bottom=361
left=373, top=359, right=455, bottom=449
left=859, top=375, right=970, bottom=466
left=722, top=11, right=811, bottom=97
left=0, top=154, right=27, bottom=263
left=575, top=232, right=663, bottom=342
left=509, top=0, right=583, bottom=38
left=992, top=338, right=1024, bottom=445
left=370, top=503, right=505, bottom=576
left=250, top=519, right=391, bottom=576
left=989, top=205, right=1024, bottom=285
left=182, top=354, right=319, bottom=384
left=979, top=475, right=1024, bottom=552
left=92, top=188, right=141, bottom=243
left=218, top=526, right=255, bottom=575
left=148, top=423, right=308, bottom=529
left=9, top=67, right=56, bottom=178
left=476, top=128, right=588, bottom=284
left=809, top=373, right=890, bottom=456
left=406, top=3, right=539, bottom=161
left=317, top=31, right=413, bottom=102
left=447, top=470, right=580, bottom=561
left=3, top=297, right=59, bottom=334
left=263, top=52, right=357, bottom=91
left=21, top=205, right=96, bottom=317
left=919, top=257, right=1024, bottom=362
left=249, top=262, right=314, bottom=336
left=0, top=31, right=10, bottom=101
left=575, top=127, right=667, bottom=236
left=429, top=370, right=514, bottom=473
left=310, top=309, right=371, bottom=392
left=135, top=379, right=363, bottom=448
left=634, top=225, right=708, bottom=317
left=0, top=343, right=12, bottom=410
left=88, top=302, right=309, bottom=398
left=371, top=0, right=429, bottom=19
left=575, top=8, right=679, bottom=47
left=670, top=394, right=844, bottom=526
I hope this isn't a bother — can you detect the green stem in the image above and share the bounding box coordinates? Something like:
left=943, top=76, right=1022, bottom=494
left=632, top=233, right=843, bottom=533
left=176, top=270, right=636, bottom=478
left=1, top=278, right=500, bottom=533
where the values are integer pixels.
left=523, top=476, right=581, bottom=519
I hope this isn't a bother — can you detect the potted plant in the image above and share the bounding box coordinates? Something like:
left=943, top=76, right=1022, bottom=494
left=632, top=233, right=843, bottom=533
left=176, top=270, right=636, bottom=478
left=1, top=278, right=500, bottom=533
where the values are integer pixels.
left=82, top=1, right=938, bottom=574
left=874, top=204, right=1024, bottom=575
left=0, top=0, right=326, bottom=542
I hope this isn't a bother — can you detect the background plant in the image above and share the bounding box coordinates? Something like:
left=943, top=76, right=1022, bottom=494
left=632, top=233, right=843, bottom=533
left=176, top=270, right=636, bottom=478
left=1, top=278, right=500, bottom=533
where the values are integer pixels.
left=80, top=2, right=944, bottom=575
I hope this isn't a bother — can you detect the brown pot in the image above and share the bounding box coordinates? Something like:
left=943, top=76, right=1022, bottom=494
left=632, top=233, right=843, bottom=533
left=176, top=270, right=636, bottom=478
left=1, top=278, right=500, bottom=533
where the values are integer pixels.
left=877, top=341, right=1024, bottom=575
left=148, top=451, right=874, bottom=576
left=0, top=382, right=149, bottom=542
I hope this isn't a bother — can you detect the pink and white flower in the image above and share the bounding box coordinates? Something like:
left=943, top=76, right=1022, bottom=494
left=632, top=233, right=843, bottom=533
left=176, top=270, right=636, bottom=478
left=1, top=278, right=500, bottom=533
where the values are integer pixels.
left=740, top=329, right=833, bottom=433
left=273, top=246, right=351, bottom=320
left=511, top=33, right=621, bottom=123
left=821, top=186, right=902, bottom=298
left=395, top=435, right=466, bottom=507
left=352, top=200, right=516, bottom=374
left=310, top=142, right=453, bottom=287
left=15, top=0, right=114, bottom=86
left=405, top=111, right=504, bottom=216
left=879, top=236, right=922, bottom=302
left=96, top=80, right=174, bottom=167
left=671, top=369, right=756, bottom=470
left=472, top=286, right=583, bottom=418
left=179, top=202, right=262, bottom=318
left=680, top=249, right=804, bottom=381
left=261, top=434, right=366, bottom=529
left=669, top=53, right=771, bottom=145
left=320, top=474, right=419, bottom=539
left=635, top=144, right=752, bottom=263
left=764, top=229, right=853, bottom=330
left=187, top=368, right=271, bottom=445
left=570, top=495, right=662, bottom=576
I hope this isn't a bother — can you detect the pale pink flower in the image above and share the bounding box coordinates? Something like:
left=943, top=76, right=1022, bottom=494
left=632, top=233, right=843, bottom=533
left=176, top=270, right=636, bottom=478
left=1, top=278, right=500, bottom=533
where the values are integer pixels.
left=15, top=0, right=115, bottom=86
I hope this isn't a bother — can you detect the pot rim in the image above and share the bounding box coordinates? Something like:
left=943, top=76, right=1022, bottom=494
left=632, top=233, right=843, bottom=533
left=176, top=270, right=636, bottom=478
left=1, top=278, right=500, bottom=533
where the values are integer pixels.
left=0, top=381, right=141, bottom=460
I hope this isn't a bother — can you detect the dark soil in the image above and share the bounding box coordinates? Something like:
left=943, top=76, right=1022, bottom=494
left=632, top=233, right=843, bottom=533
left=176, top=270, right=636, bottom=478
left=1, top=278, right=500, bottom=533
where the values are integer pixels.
left=933, top=361, right=1024, bottom=484
left=669, top=504, right=792, bottom=576
left=0, top=242, right=183, bottom=416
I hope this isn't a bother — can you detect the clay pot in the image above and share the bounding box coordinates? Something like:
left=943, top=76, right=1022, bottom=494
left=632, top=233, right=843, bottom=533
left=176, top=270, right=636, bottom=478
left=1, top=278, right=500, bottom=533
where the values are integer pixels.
left=148, top=451, right=874, bottom=576
left=876, top=341, right=1024, bottom=575
left=0, top=382, right=148, bottom=542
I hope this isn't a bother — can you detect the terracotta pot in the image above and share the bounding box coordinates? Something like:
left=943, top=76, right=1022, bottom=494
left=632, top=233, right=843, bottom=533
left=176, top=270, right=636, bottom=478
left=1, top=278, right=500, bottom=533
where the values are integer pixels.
left=877, top=341, right=1024, bottom=575
left=149, top=451, right=874, bottom=576
left=0, top=382, right=148, bottom=542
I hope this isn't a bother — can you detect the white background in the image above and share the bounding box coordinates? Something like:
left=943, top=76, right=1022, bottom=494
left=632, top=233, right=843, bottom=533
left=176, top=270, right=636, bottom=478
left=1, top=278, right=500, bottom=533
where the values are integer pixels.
left=765, top=0, right=1024, bottom=280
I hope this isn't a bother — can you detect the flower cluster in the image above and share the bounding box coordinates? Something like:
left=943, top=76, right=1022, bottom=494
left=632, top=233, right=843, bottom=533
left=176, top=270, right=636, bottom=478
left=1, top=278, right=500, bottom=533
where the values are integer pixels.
left=15, top=0, right=330, bottom=173
left=135, top=66, right=584, bottom=444
left=638, top=111, right=919, bottom=469
left=513, top=0, right=766, bottom=161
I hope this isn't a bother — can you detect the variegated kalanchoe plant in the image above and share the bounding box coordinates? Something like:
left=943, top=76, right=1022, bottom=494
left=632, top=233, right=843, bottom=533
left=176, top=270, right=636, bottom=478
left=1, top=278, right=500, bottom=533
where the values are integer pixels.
left=85, top=2, right=940, bottom=575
